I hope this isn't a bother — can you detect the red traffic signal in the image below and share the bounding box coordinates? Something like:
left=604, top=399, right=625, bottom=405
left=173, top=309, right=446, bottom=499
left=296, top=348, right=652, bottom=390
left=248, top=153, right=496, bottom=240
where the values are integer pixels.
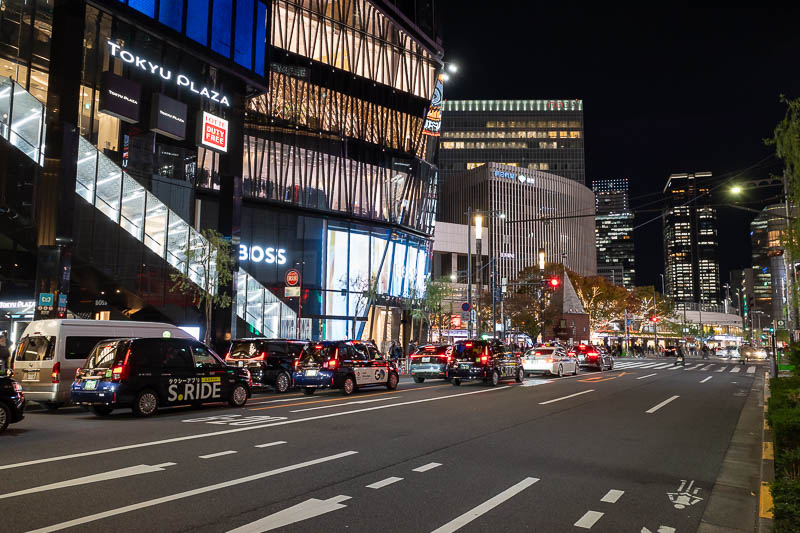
left=649, top=316, right=659, bottom=323
left=548, top=277, right=561, bottom=288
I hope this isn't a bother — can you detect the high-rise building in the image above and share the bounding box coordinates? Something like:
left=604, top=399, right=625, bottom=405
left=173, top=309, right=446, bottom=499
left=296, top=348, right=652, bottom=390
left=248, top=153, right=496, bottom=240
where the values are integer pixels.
left=438, top=99, right=585, bottom=212
left=663, top=172, right=720, bottom=308
left=750, top=203, right=798, bottom=325
left=0, top=0, right=442, bottom=348
left=593, top=179, right=635, bottom=288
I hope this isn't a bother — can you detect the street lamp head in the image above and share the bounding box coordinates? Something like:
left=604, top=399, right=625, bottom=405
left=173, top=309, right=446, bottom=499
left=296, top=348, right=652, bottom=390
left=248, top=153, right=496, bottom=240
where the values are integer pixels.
left=447, top=63, right=458, bottom=73
left=538, top=248, right=546, bottom=271
left=731, top=185, right=742, bottom=194
left=441, top=73, right=451, bottom=82
left=450, top=273, right=457, bottom=282
left=474, top=214, right=483, bottom=240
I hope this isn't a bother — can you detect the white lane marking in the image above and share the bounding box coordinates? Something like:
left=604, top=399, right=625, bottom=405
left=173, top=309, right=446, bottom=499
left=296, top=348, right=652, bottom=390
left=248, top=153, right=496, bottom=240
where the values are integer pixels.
left=413, top=462, right=442, bottom=473
left=646, top=395, right=680, bottom=414
left=538, top=389, right=594, bottom=405
left=0, top=463, right=176, bottom=500
left=683, top=364, right=701, bottom=370
left=637, top=373, right=658, bottom=380
left=289, top=396, right=398, bottom=413
left=700, top=376, right=713, bottom=383
left=575, top=510, right=604, bottom=529
left=254, top=441, right=287, bottom=449
left=366, top=476, right=404, bottom=489
left=653, top=363, right=673, bottom=369
left=430, top=477, right=539, bottom=533
left=639, top=363, right=663, bottom=368
left=1, top=388, right=507, bottom=471
left=715, top=367, right=726, bottom=372
left=27, top=451, right=358, bottom=533
left=747, top=366, right=756, bottom=374
left=248, top=397, right=305, bottom=406
left=730, top=366, right=741, bottom=373
left=699, top=365, right=714, bottom=371
left=227, top=495, right=351, bottom=533
left=668, top=365, right=683, bottom=370
left=600, top=489, right=624, bottom=503
left=199, top=450, right=237, bottom=459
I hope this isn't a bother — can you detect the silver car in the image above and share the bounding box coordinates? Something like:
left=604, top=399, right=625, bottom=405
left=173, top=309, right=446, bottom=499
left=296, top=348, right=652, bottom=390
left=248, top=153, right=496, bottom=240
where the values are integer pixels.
left=521, top=346, right=578, bottom=377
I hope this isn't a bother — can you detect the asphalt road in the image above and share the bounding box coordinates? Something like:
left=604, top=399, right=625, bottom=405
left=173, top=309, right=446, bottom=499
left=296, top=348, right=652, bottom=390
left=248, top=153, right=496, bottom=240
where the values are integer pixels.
left=0, top=357, right=763, bottom=532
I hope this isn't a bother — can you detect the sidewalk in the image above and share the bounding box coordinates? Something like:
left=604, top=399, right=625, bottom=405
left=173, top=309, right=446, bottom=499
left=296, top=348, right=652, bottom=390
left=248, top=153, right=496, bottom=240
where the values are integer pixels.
left=697, top=373, right=765, bottom=532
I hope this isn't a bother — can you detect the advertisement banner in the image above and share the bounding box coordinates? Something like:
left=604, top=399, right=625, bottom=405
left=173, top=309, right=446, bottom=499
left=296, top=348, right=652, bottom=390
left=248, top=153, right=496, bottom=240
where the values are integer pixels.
left=150, top=93, right=188, bottom=140
left=422, top=73, right=444, bottom=137
left=196, top=111, right=229, bottom=153
left=98, top=71, right=141, bottom=123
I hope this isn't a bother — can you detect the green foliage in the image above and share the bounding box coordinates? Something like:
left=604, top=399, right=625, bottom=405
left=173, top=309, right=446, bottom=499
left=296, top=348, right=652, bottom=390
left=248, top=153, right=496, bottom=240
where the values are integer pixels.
left=169, top=228, right=234, bottom=345
left=772, top=478, right=800, bottom=532
left=772, top=408, right=800, bottom=454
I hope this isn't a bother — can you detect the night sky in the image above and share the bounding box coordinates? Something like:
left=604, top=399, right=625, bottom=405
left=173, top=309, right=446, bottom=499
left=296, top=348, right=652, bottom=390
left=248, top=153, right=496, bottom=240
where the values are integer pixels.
left=436, top=5, right=800, bottom=290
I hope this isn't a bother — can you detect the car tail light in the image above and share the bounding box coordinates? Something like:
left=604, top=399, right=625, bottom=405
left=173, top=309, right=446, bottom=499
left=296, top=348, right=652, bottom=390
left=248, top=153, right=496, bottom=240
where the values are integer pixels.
left=51, top=362, right=61, bottom=383
left=13, top=381, right=22, bottom=393
left=75, top=367, right=82, bottom=379
left=111, top=347, right=131, bottom=381
left=588, top=351, right=599, bottom=357
left=465, top=342, right=473, bottom=347
left=323, top=358, right=338, bottom=370
left=252, top=352, right=267, bottom=361
left=535, top=352, right=542, bottom=356
left=480, top=355, right=488, bottom=364
left=224, top=351, right=232, bottom=361
left=293, top=359, right=300, bottom=370
left=546, top=358, right=553, bottom=363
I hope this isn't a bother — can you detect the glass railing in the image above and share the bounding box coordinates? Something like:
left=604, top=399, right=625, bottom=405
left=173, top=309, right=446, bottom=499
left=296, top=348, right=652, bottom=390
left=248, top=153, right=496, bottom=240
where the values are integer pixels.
left=0, top=76, right=46, bottom=166
left=74, top=134, right=309, bottom=338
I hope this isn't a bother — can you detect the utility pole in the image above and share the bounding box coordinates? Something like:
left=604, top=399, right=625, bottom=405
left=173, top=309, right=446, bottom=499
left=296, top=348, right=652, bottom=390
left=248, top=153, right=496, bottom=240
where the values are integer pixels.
left=653, top=286, right=659, bottom=352
left=476, top=213, right=484, bottom=338
left=467, top=206, right=473, bottom=338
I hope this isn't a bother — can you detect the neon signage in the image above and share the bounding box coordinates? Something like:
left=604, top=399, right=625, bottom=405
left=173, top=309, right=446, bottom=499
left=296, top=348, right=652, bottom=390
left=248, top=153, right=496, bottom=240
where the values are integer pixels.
left=239, top=244, right=287, bottom=265
left=493, top=170, right=535, bottom=185
left=107, top=41, right=231, bottom=107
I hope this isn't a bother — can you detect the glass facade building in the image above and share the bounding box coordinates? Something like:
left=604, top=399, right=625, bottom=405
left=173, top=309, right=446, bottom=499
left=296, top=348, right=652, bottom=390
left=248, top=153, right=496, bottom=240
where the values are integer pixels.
left=750, top=203, right=797, bottom=326
left=663, top=172, right=720, bottom=309
left=0, top=0, right=442, bottom=349
left=593, top=179, right=635, bottom=288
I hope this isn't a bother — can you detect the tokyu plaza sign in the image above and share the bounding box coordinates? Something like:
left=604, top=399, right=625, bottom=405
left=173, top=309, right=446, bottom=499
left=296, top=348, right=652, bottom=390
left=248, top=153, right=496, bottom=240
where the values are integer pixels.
left=107, top=41, right=231, bottom=107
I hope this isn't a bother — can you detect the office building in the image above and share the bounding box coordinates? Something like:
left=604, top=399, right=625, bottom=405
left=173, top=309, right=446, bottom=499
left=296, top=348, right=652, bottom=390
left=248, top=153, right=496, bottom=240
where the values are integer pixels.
left=663, top=172, right=720, bottom=309
left=750, top=203, right=797, bottom=326
left=438, top=163, right=596, bottom=282
left=0, top=0, right=442, bottom=348
left=593, top=179, right=635, bottom=288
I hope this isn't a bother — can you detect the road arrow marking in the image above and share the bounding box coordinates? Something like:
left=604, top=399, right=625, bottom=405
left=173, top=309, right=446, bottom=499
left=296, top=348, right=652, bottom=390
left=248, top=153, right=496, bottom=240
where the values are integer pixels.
left=0, top=463, right=176, bottom=500
left=641, top=527, right=676, bottom=533
left=227, top=495, right=351, bottom=533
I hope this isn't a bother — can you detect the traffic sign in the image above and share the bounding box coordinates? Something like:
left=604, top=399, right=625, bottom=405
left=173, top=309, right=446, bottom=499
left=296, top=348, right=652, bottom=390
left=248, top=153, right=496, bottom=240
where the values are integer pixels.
left=461, top=302, right=471, bottom=312
left=777, top=319, right=786, bottom=328
left=285, top=269, right=300, bottom=287
left=285, top=286, right=300, bottom=298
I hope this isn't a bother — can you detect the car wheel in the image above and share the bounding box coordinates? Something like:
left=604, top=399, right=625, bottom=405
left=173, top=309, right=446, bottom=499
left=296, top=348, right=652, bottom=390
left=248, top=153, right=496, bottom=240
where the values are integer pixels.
left=229, top=384, right=248, bottom=407
left=0, top=402, right=9, bottom=432
left=343, top=376, right=356, bottom=395
left=557, top=364, right=563, bottom=378
left=413, top=376, right=425, bottom=383
left=275, top=372, right=291, bottom=394
left=303, top=387, right=315, bottom=396
left=387, top=373, right=399, bottom=390
left=490, top=370, right=500, bottom=387
left=515, top=367, right=524, bottom=383
left=91, top=405, right=113, bottom=416
left=452, top=378, right=461, bottom=386
left=132, top=389, right=158, bottom=417
left=573, top=363, right=579, bottom=375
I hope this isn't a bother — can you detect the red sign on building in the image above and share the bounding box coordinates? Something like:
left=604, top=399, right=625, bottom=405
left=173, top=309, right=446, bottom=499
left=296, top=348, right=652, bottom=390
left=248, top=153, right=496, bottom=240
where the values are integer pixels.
left=196, top=111, right=228, bottom=153
left=285, top=269, right=300, bottom=287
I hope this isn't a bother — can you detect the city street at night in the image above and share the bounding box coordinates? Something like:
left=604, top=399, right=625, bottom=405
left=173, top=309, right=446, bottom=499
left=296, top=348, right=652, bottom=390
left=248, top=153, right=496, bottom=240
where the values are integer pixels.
left=1, top=359, right=764, bottom=533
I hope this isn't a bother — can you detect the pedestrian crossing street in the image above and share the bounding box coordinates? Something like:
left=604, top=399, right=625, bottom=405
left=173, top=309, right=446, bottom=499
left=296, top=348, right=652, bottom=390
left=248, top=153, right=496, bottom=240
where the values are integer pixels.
left=613, top=359, right=759, bottom=374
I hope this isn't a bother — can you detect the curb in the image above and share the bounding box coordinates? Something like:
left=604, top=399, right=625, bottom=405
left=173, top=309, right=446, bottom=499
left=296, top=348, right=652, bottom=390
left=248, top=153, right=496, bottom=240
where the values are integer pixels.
left=759, top=374, right=774, bottom=532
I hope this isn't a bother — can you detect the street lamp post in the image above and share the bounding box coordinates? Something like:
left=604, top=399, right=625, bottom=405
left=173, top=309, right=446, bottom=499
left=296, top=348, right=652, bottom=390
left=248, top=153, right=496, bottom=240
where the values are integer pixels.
left=475, top=214, right=484, bottom=338
left=467, top=206, right=473, bottom=338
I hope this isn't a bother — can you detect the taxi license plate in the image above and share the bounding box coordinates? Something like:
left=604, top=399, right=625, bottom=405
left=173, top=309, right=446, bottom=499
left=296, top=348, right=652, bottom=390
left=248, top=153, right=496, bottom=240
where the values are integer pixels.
left=23, top=370, right=38, bottom=381
left=83, top=379, right=98, bottom=391
left=460, top=364, right=470, bottom=369
left=305, top=369, right=318, bottom=377
left=422, top=357, right=430, bottom=363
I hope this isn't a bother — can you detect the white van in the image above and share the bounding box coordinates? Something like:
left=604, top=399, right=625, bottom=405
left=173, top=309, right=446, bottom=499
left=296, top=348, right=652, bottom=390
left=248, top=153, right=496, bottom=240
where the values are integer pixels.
left=12, top=319, right=193, bottom=409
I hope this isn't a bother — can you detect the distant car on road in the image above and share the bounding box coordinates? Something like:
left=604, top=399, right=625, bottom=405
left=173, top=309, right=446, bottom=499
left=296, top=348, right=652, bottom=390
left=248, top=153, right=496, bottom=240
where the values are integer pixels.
left=448, top=339, right=523, bottom=386
left=521, top=346, right=578, bottom=377
left=570, top=344, right=614, bottom=371
left=409, top=344, right=452, bottom=383
left=225, top=339, right=307, bottom=393
left=0, top=376, right=24, bottom=433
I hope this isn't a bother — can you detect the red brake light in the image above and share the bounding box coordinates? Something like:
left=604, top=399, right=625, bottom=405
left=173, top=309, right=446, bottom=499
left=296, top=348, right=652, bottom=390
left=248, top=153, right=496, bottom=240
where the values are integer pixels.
left=480, top=355, right=488, bottom=364
left=534, top=352, right=542, bottom=356
left=328, top=358, right=337, bottom=370
left=252, top=352, right=267, bottom=361
left=224, top=351, right=232, bottom=361
left=51, top=362, right=61, bottom=383
left=112, top=347, right=131, bottom=381
left=546, top=358, right=553, bottom=363
left=75, top=367, right=82, bottom=379
left=294, top=359, right=300, bottom=370
left=465, top=342, right=473, bottom=347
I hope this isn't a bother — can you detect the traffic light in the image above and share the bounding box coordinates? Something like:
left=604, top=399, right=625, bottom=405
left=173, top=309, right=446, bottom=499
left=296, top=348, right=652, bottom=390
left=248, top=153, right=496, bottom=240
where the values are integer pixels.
left=548, top=277, right=561, bottom=288
left=649, top=316, right=659, bottom=323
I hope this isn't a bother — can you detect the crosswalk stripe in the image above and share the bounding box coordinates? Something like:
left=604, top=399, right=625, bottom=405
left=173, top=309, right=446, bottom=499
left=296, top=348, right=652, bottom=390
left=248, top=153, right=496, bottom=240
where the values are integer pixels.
left=639, top=363, right=662, bottom=368
left=652, top=363, right=673, bottom=369
left=747, top=366, right=756, bottom=374
left=730, top=367, right=741, bottom=373
left=683, top=364, right=701, bottom=370
left=699, top=365, right=714, bottom=371
left=715, top=367, right=726, bottom=372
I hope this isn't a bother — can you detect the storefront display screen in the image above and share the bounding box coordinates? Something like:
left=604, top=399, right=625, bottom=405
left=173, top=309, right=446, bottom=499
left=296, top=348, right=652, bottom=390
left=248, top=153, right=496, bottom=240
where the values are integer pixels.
left=150, top=93, right=188, bottom=140
left=99, top=71, right=141, bottom=123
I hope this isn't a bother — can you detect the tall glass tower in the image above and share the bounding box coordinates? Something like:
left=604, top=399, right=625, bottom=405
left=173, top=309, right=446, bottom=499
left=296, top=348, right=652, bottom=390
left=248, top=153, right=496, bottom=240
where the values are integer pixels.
left=593, top=179, right=635, bottom=288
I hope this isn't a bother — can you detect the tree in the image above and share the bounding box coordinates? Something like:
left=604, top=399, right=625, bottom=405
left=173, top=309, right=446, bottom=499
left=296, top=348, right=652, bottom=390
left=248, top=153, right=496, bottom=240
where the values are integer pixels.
left=169, top=228, right=234, bottom=346
left=407, top=279, right=454, bottom=343
left=568, top=273, right=629, bottom=332
left=346, top=274, right=378, bottom=339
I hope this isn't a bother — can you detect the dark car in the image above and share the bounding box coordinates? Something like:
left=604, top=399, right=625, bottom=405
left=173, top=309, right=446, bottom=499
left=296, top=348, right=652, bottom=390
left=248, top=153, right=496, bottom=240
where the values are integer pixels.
left=225, top=339, right=307, bottom=393
left=409, top=344, right=453, bottom=383
left=570, top=344, right=614, bottom=371
left=0, top=376, right=25, bottom=432
left=72, top=337, right=251, bottom=417
left=448, top=339, right=524, bottom=386
left=292, top=340, right=399, bottom=396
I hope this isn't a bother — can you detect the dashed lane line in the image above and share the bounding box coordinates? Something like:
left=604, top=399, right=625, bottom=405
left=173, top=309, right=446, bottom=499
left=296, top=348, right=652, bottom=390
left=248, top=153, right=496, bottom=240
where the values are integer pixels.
left=600, top=489, right=624, bottom=503
left=290, top=397, right=398, bottom=413
left=637, top=373, right=658, bottom=380
left=430, top=477, right=539, bottom=533
left=254, top=441, right=287, bottom=449
left=646, top=395, right=680, bottom=414
left=366, top=477, right=404, bottom=489
left=249, top=385, right=450, bottom=411
left=27, top=451, right=359, bottom=533
left=0, top=387, right=508, bottom=471
left=413, top=462, right=442, bottom=473
left=199, top=451, right=237, bottom=459
left=574, top=510, right=604, bottom=529
left=538, top=390, right=594, bottom=405
left=700, top=376, right=713, bottom=383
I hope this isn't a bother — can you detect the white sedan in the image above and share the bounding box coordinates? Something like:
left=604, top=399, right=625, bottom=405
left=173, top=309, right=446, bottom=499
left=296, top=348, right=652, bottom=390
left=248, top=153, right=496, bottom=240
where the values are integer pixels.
left=521, top=347, right=578, bottom=377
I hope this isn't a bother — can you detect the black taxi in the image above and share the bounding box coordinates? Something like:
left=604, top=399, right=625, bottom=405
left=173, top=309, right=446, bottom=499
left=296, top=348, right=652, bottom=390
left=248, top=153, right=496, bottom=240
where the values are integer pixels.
left=0, top=375, right=25, bottom=433
left=225, top=338, right=308, bottom=393
left=292, top=340, right=399, bottom=395
left=71, top=338, right=251, bottom=417
left=448, top=339, right=524, bottom=386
